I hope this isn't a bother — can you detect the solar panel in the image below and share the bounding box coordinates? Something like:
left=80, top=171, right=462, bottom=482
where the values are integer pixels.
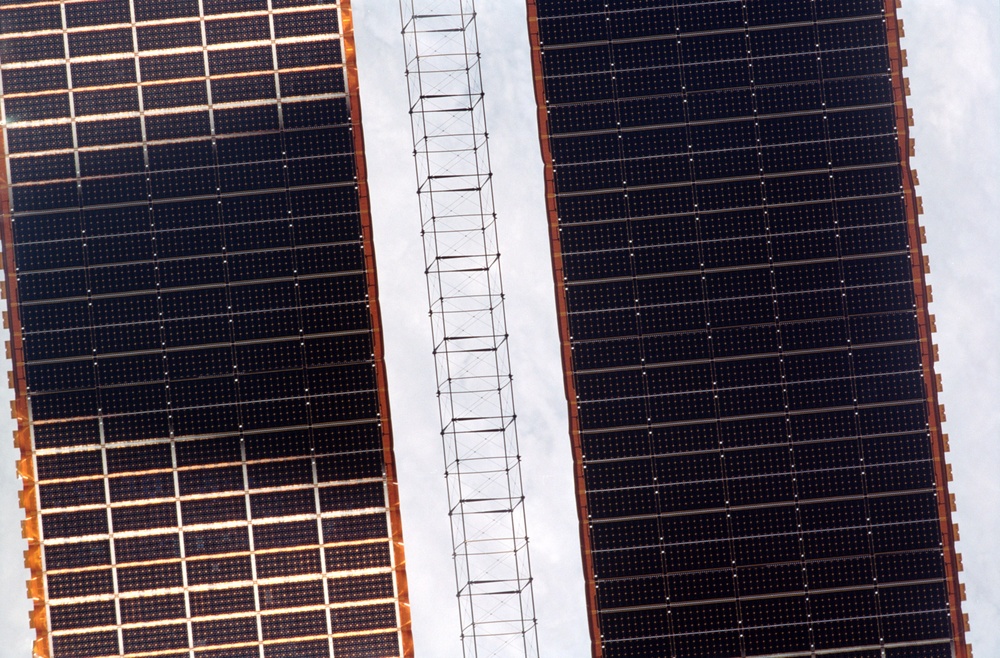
left=0, top=2, right=411, bottom=656
left=527, top=0, right=966, bottom=656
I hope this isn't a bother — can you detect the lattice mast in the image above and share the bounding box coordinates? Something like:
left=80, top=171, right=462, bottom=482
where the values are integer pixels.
left=398, top=1, right=539, bottom=656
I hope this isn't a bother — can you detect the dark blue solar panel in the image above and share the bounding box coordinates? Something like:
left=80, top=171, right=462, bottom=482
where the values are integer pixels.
left=534, top=0, right=958, bottom=655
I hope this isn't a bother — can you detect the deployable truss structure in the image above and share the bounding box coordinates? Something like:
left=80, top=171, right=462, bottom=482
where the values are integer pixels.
left=399, top=1, right=539, bottom=656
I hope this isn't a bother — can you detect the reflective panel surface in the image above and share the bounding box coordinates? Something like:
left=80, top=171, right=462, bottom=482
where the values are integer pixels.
left=0, top=1, right=410, bottom=656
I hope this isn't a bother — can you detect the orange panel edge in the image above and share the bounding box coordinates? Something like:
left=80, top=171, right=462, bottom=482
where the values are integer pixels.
left=884, top=2, right=970, bottom=655
left=0, top=116, right=49, bottom=656
left=524, top=2, right=605, bottom=657
left=340, top=2, right=414, bottom=656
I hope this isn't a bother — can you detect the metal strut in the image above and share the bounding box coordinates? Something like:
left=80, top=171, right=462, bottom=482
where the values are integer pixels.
left=398, top=1, right=540, bottom=657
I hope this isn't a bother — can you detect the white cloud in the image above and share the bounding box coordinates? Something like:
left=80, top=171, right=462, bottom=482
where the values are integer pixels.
left=354, top=3, right=590, bottom=654
left=905, top=2, right=1000, bottom=656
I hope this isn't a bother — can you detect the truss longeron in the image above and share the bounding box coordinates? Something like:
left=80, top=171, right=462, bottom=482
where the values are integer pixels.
left=399, top=1, right=540, bottom=656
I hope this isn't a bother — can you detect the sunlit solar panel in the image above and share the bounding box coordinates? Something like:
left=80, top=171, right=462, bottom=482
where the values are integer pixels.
left=0, top=1, right=411, bottom=656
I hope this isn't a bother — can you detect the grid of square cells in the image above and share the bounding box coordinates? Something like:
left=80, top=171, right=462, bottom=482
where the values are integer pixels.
left=537, top=0, right=952, bottom=657
left=1, top=1, right=406, bottom=657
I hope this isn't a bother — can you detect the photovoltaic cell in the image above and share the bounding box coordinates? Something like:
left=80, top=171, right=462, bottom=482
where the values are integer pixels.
left=0, top=2, right=411, bottom=657
left=528, top=0, right=965, bottom=656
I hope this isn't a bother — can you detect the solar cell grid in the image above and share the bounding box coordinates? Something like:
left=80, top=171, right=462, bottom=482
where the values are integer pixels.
left=1, top=1, right=410, bottom=656
left=530, top=0, right=965, bottom=655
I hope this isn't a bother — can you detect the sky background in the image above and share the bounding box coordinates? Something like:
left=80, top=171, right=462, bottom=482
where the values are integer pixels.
left=0, top=2, right=996, bottom=656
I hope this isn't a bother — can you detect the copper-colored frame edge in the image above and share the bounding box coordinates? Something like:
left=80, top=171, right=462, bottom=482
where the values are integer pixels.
left=884, top=3, right=970, bottom=654
left=524, top=3, right=604, bottom=656
left=0, top=121, right=49, bottom=656
left=340, top=2, right=414, bottom=656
